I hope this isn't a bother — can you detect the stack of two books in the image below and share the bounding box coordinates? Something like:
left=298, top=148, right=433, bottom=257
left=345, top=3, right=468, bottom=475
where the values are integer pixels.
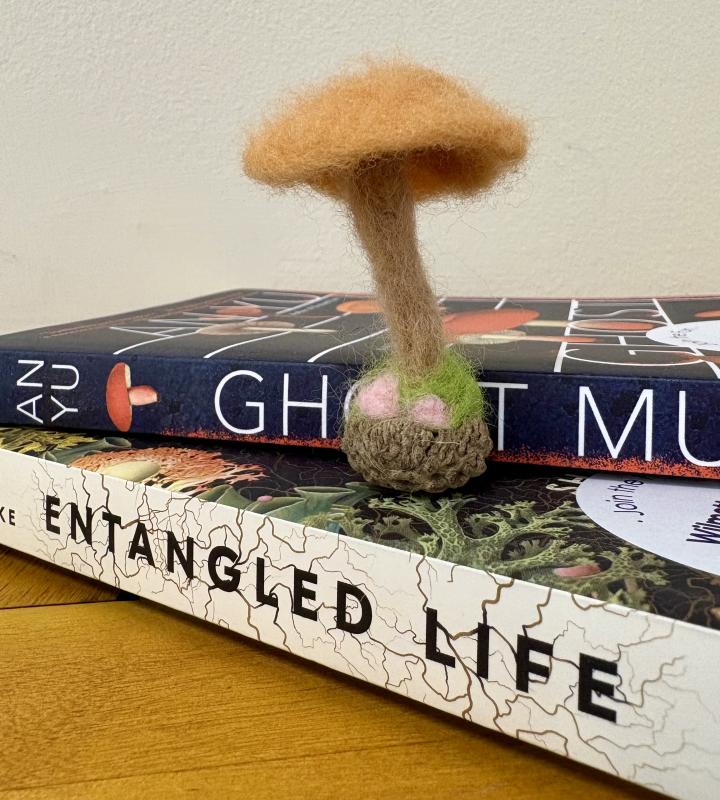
left=0, top=289, right=718, bottom=800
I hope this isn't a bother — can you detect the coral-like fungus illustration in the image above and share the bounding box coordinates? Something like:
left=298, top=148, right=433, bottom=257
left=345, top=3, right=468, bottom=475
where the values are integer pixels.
left=71, top=447, right=265, bottom=494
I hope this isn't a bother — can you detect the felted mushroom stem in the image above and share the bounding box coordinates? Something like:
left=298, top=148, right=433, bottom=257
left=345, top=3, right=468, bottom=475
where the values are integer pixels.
left=345, top=158, right=444, bottom=377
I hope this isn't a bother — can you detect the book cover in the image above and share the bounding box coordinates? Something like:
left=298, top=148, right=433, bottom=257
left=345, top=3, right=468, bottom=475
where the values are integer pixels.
left=0, top=425, right=718, bottom=799
left=0, top=288, right=718, bottom=477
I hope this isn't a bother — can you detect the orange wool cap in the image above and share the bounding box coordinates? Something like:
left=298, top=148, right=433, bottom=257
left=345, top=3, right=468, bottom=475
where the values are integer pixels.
left=243, top=61, right=528, bottom=201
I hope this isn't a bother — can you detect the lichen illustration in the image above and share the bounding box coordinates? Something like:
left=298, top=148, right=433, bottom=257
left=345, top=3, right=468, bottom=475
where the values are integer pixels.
left=342, top=494, right=669, bottom=608
left=206, top=479, right=669, bottom=609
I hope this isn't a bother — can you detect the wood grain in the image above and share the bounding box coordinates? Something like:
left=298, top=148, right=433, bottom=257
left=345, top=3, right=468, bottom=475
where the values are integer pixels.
left=0, top=545, right=118, bottom=609
left=0, top=599, right=661, bottom=800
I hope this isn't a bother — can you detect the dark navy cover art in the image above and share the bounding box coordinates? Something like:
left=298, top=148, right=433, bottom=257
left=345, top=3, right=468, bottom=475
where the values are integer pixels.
left=0, top=289, right=718, bottom=478
left=3, top=289, right=720, bottom=377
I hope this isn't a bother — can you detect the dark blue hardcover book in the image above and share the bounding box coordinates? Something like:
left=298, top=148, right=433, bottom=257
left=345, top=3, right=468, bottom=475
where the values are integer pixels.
left=0, top=288, right=718, bottom=478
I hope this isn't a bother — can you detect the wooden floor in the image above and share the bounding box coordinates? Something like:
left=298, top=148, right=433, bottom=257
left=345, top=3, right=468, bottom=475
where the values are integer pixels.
left=0, top=546, right=662, bottom=799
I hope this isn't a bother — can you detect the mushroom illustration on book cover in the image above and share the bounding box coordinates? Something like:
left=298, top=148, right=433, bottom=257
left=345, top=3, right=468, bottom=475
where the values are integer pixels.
left=243, top=60, right=528, bottom=491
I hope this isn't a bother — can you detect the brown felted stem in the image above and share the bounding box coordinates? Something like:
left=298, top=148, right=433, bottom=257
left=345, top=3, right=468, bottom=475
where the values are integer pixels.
left=345, top=158, right=445, bottom=377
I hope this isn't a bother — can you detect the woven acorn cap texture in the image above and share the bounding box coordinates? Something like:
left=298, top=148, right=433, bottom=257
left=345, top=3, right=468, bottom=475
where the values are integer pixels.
left=342, top=413, right=493, bottom=493
left=243, top=61, right=527, bottom=201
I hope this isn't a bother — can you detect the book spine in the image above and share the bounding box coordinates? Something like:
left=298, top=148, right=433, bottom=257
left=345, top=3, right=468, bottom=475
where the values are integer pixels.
left=1, top=350, right=718, bottom=477
left=481, top=369, right=720, bottom=479
left=0, top=350, right=357, bottom=446
left=0, top=449, right=717, bottom=800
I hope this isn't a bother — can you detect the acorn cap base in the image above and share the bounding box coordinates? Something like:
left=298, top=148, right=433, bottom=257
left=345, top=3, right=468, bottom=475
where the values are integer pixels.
left=342, top=414, right=493, bottom=493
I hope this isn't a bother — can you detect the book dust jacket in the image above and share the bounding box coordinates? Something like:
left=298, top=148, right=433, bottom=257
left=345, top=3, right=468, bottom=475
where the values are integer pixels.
left=1, top=290, right=718, bottom=478
left=0, top=426, right=718, bottom=799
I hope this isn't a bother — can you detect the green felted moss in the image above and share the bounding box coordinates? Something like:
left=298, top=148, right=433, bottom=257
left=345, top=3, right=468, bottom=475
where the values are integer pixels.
left=357, top=350, right=485, bottom=428
left=398, top=350, right=485, bottom=426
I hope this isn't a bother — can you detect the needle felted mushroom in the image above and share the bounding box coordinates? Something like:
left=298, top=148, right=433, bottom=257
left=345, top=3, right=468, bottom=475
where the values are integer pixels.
left=243, top=61, right=527, bottom=492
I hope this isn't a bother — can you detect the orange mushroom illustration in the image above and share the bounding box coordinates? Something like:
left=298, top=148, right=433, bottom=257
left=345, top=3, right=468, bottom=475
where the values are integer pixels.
left=244, top=61, right=527, bottom=491
left=106, top=363, right=159, bottom=433
left=212, top=304, right=264, bottom=316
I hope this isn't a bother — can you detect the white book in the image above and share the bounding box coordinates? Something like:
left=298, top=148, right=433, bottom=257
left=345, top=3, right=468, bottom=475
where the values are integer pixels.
left=0, top=425, right=718, bottom=800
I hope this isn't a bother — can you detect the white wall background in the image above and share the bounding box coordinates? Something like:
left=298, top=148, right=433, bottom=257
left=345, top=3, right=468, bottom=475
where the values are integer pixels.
left=1, top=0, right=718, bottom=331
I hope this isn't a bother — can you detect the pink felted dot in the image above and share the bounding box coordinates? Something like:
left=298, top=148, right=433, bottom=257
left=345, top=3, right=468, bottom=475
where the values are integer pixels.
left=355, top=373, right=400, bottom=419
left=411, top=395, right=450, bottom=429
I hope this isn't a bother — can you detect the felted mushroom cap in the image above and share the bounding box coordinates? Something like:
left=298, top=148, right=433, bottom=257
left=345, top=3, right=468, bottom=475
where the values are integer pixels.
left=243, top=61, right=528, bottom=201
